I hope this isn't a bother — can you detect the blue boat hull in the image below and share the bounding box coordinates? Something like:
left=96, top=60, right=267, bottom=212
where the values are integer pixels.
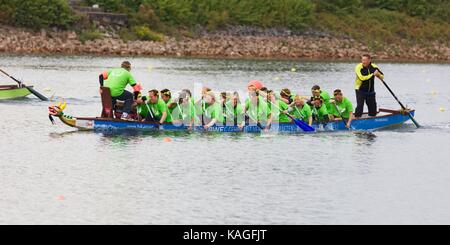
left=81, top=109, right=414, bottom=133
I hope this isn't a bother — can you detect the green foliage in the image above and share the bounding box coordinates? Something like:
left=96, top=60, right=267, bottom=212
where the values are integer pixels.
left=0, top=0, right=448, bottom=49
left=86, top=0, right=315, bottom=30
left=78, top=29, right=104, bottom=43
left=315, top=0, right=362, bottom=14
left=315, top=8, right=450, bottom=48
left=133, top=26, right=165, bottom=41
left=130, top=3, right=167, bottom=32
left=0, top=0, right=17, bottom=24
left=362, top=0, right=449, bottom=21
left=8, top=0, right=77, bottom=29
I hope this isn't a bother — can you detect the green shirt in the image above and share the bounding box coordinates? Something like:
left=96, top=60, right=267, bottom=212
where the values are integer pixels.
left=146, top=98, right=172, bottom=123
left=312, top=104, right=329, bottom=122
left=245, top=97, right=270, bottom=122
left=172, top=101, right=195, bottom=123
left=329, top=97, right=353, bottom=119
left=165, top=98, right=176, bottom=114
left=201, top=102, right=220, bottom=124
left=221, top=101, right=244, bottom=125
left=270, top=100, right=290, bottom=123
left=289, top=103, right=312, bottom=123
left=320, top=91, right=332, bottom=111
left=104, top=68, right=137, bottom=97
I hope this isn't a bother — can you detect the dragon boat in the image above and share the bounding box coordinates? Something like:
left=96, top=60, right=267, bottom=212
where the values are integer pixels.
left=48, top=87, right=416, bottom=133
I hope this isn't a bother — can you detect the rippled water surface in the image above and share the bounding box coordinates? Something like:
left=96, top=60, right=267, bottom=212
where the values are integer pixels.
left=0, top=55, right=449, bottom=224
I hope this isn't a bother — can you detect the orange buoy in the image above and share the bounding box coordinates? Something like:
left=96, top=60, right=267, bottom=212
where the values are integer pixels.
left=163, top=137, right=172, bottom=142
left=58, top=195, right=65, bottom=201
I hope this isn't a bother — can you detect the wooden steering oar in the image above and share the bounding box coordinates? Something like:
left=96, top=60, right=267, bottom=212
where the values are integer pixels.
left=0, top=68, right=48, bottom=101
left=378, top=78, right=420, bottom=128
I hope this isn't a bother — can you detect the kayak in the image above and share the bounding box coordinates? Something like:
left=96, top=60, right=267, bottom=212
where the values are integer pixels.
left=48, top=104, right=415, bottom=133
left=0, top=85, right=31, bottom=100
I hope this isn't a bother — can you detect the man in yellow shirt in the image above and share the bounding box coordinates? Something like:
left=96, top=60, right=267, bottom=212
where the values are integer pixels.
left=354, top=54, right=384, bottom=118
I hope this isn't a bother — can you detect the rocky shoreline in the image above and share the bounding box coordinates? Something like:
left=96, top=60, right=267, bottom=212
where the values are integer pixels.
left=1, top=25, right=449, bottom=62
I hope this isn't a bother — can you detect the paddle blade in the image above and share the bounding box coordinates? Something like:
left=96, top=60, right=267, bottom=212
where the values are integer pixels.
left=293, top=118, right=315, bottom=132
left=26, top=86, right=48, bottom=101
left=408, top=113, right=421, bottom=128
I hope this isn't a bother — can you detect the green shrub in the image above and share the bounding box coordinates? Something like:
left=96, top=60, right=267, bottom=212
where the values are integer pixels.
left=130, top=3, right=166, bottom=32
left=0, top=0, right=17, bottom=24
left=11, top=0, right=77, bottom=29
left=79, top=29, right=104, bottom=43
left=133, top=26, right=165, bottom=42
left=118, top=27, right=138, bottom=42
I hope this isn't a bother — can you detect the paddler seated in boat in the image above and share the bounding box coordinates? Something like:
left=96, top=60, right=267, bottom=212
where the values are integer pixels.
left=240, top=89, right=271, bottom=131
left=194, top=87, right=212, bottom=117
left=180, top=88, right=195, bottom=108
left=311, top=96, right=331, bottom=124
left=287, top=95, right=313, bottom=126
left=279, top=88, right=295, bottom=105
left=199, top=91, right=221, bottom=129
left=310, top=85, right=331, bottom=111
left=160, top=88, right=176, bottom=114
left=171, top=90, right=195, bottom=129
left=223, top=91, right=244, bottom=126
left=99, top=61, right=142, bottom=121
left=138, top=89, right=173, bottom=125
left=259, top=87, right=269, bottom=101
left=219, top=92, right=230, bottom=125
left=266, top=89, right=291, bottom=128
left=329, top=89, right=354, bottom=129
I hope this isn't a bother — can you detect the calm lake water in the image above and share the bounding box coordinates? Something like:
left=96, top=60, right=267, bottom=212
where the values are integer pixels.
left=0, top=55, right=449, bottom=224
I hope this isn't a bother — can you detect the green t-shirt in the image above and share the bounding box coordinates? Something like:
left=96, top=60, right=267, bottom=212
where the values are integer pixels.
left=245, top=97, right=270, bottom=122
left=289, top=103, right=312, bottom=123
left=269, top=100, right=290, bottom=123
left=172, top=101, right=195, bottom=122
left=221, top=101, right=244, bottom=125
left=320, top=91, right=332, bottom=111
left=312, top=104, right=329, bottom=122
left=146, top=98, right=172, bottom=123
left=165, top=98, right=176, bottom=114
left=202, top=102, right=221, bottom=121
left=137, top=103, right=149, bottom=118
left=329, top=97, right=353, bottom=119
left=104, top=68, right=137, bottom=97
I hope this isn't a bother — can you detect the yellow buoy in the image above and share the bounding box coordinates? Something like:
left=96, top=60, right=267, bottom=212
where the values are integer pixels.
left=439, top=107, right=445, bottom=112
left=431, top=90, right=437, bottom=96
left=148, top=65, right=153, bottom=72
left=274, top=77, right=280, bottom=81
left=291, top=68, right=297, bottom=72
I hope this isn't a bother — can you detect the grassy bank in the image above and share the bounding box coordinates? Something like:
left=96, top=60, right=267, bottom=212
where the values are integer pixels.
left=0, top=0, right=448, bottom=51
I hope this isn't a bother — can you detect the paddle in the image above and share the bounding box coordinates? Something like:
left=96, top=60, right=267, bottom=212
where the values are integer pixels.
left=246, top=112, right=264, bottom=130
left=332, top=102, right=350, bottom=130
left=141, top=97, right=161, bottom=126
left=0, top=68, right=48, bottom=101
left=378, top=78, right=420, bottom=128
left=269, top=100, right=315, bottom=132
